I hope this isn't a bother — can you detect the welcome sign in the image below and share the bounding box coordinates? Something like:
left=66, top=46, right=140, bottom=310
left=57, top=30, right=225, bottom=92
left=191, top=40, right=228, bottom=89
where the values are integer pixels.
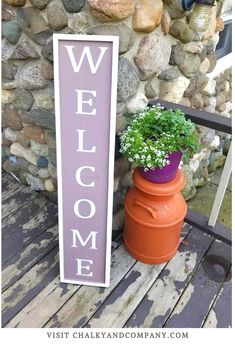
left=53, top=34, right=119, bottom=287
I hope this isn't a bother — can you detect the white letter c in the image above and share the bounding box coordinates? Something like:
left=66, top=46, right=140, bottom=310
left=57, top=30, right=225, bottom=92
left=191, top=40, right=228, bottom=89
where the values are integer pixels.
left=76, top=166, right=95, bottom=187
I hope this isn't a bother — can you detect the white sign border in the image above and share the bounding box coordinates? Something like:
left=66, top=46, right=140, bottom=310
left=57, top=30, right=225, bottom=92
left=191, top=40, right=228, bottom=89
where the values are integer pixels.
left=53, top=34, right=119, bottom=287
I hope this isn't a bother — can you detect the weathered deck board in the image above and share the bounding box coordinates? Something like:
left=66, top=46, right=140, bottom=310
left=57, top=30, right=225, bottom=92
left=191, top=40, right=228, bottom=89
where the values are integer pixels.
left=5, top=236, right=123, bottom=328
left=2, top=247, right=59, bottom=327
left=84, top=225, right=191, bottom=328
left=2, top=225, right=58, bottom=292
left=1, top=173, right=24, bottom=201
left=44, top=244, right=136, bottom=328
left=1, top=172, right=232, bottom=329
left=164, top=240, right=231, bottom=328
left=203, top=267, right=232, bottom=328
left=2, top=202, right=58, bottom=263
left=2, top=195, right=49, bottom=236
left=124, top=228, right=213, bottom=328
left=5, top=276, right=79, bottom=328
left=86, top=263, right=167, bottom=328
left=2, top=186, right=37, bottom=219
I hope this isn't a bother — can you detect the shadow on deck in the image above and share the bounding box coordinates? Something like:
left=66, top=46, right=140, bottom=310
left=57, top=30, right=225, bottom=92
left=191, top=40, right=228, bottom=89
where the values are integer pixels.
left=1, top=172, right=232, bottom=328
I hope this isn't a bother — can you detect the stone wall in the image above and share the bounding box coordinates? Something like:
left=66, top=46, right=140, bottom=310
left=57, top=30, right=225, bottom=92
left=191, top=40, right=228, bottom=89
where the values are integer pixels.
left=2, top=0, right=232, bottom=234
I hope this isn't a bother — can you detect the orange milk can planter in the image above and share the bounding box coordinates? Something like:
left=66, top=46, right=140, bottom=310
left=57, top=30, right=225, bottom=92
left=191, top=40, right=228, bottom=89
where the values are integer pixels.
left=124, top=168, right=187, bottom=264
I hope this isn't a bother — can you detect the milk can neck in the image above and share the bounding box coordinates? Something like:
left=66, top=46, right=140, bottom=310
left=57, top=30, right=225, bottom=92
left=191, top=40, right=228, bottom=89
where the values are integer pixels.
left=133, top=169, right=185, bottom=196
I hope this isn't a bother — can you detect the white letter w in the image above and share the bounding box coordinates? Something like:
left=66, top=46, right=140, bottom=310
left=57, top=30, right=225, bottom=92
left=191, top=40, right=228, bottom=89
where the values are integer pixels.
left=64, top=45, right=108, bottom=74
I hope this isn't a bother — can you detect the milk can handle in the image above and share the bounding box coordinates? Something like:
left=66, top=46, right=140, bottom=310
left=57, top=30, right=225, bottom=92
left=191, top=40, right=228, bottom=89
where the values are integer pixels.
left=133, top=199, right=158, bottom=220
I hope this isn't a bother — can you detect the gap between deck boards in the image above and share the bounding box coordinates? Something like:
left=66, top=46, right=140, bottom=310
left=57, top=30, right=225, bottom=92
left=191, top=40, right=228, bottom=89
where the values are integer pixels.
left=2, top=173, right=232, bottom=329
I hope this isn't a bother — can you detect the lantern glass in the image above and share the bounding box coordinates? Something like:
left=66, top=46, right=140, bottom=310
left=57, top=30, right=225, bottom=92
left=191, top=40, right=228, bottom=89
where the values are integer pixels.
left=189, top=4, right=213, bottom=31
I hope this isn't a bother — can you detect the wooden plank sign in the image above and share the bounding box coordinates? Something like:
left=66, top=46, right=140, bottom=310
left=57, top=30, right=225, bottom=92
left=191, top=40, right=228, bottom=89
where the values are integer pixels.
left=53, top=34, right=119, bottom=287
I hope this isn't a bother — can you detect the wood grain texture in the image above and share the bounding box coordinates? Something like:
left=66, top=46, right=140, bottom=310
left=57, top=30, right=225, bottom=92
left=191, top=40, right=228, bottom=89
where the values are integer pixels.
left=85, top=224, right=191, bottom=328
left=5, top=241, right=129, bottom=328
left=86, top=262, right=167, bottom=328
left=44, top=244, right=136, bottom=328
left=2, top=225, right=58, bottom=292
left=5, top=276, right=78, bottom=328
left=124, top=228, right=213, bottom=328
left=1, top=173, right=23, bottom=202
left=2, top=202, right=58, bottom=263
left=2, top=196, right=49, bottom=236
left=1, top=173, right=231, bottom=329
left=2, top=247, right=59, bottom=327
left=2, top=186, right=37, bottom=219
left=164, top=239, right=231, bottom=328
left=203, top=267, right=232, bottom=328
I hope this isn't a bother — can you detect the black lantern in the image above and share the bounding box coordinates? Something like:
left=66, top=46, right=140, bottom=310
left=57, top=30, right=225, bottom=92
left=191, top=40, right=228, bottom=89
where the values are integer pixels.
left=182, top=0, right=215, bottom=11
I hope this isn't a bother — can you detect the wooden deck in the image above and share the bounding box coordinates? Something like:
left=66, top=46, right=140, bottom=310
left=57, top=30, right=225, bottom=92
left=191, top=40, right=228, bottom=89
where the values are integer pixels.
left=1, top=172, right=232, bottom=328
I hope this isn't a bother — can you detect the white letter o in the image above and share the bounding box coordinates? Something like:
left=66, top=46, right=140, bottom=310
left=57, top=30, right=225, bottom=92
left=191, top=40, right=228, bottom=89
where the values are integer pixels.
left=74, top=199, right=96, bottom=219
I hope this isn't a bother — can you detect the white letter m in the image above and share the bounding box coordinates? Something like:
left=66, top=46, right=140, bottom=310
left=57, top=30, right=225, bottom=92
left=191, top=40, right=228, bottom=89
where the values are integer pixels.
left=71, top=229, right=98, bottom=249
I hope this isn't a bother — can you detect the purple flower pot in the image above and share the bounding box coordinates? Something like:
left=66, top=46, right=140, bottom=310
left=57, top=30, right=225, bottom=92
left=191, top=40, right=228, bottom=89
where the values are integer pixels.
left=139, top=151, right=183, bottom=183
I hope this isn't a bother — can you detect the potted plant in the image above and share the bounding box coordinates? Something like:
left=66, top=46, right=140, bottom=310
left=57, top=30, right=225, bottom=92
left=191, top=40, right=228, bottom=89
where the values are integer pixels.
left=119, top=104, right=201, bottom=183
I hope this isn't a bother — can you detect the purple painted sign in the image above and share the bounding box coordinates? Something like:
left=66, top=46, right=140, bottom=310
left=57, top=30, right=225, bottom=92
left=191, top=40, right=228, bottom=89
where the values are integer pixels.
left=53, top=34, right=119, bottom=287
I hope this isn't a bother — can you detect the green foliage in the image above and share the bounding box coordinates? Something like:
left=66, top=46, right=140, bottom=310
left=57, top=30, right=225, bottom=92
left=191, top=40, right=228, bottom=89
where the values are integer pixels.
left=119, top=105, right=202, bottom=169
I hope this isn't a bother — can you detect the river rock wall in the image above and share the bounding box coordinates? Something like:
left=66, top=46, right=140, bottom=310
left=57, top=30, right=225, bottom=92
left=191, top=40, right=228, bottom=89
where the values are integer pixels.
left=2, top=0, right=232, bottom=234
